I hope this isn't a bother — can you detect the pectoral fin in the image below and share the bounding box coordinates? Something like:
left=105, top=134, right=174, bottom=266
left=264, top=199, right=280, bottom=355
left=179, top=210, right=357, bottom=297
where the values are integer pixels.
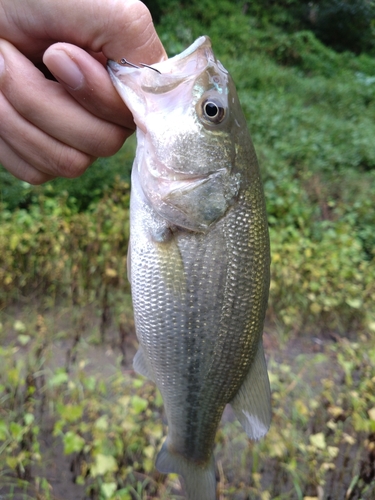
left=153, top=234, right=186, bottom=299
left=230, top=341, right=271, bottom=440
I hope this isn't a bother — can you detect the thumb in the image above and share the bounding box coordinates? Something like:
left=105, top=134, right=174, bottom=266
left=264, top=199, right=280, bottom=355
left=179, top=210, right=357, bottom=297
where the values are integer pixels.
left=43, top=43, right=134, bottom=129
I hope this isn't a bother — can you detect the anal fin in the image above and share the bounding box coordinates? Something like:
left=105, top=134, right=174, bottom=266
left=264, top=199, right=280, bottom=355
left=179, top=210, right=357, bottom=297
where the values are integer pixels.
left=230, top=341, right=271, bottom=440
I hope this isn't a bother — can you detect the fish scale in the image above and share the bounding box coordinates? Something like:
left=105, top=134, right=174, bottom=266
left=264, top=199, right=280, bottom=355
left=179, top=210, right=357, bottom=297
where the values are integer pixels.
left=108, top=36, right=271, bottom=500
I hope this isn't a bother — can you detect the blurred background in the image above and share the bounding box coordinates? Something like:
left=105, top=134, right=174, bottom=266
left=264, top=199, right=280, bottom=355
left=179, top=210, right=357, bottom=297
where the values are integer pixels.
left=0, top=1, right=374, bottom=499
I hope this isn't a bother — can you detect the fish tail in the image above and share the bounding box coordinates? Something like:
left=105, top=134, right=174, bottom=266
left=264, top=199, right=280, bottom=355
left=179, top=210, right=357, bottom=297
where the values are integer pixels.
left=156, top=441, right=217, bottom=500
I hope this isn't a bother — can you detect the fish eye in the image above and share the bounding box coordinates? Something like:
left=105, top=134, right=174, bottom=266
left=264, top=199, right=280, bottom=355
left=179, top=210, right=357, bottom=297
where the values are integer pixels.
left=202, top=99, right=226, bottom=124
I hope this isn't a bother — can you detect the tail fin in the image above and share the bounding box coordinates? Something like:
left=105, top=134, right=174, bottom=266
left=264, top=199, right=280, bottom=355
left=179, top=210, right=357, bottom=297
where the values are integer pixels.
left=156, top=441, right=217, bottom=500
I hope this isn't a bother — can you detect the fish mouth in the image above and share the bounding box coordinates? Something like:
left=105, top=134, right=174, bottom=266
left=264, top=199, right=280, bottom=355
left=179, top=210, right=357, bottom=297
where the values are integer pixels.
left=107, top=35, right=230, bottom=132
left=107, top=35, right=226, bottom=95
left=144, top=36, right=217, bottom=77
left=108, top=36, right=216, bottom=78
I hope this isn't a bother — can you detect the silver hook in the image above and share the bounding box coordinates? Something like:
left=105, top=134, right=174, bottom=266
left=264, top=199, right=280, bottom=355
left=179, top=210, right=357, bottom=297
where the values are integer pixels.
left=120, top=58, right=161, bottom=74
left=139, top=63, right=161, bottom=74
left=120, top=58, right=139, bottom=68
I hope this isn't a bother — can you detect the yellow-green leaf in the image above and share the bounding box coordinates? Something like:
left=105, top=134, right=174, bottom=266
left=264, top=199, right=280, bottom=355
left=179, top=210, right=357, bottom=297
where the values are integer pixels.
left=309, top=432, right=326, bottom=450
left=91, top=454, right=118, bottom=477
left=100, top=482, right=117, bottom=499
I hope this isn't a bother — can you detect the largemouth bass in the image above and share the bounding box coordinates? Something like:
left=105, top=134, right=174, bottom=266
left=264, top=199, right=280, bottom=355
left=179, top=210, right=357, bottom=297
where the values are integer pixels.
left=108, top=36, right=271, bottom=500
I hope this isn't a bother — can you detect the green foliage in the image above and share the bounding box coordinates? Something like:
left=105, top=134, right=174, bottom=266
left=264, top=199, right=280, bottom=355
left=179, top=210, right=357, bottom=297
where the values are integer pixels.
left=310, top=0, right=375, bottom=54
left=0, top=181, right=131, bottom=308
left=0, top=169, right=34, bottom=211
left=1, top=315, right=374, bottom=498
left=0, top=137, right=135, bottom=212
left=233, top=0, right=375, bottom=54
left=147, top=0, right=375, bottom=55
left=0, top=316, right=171, bottom=499
left=1, top=17, right=375, bottom=333
left=1, top=2, right=375, bottom=498
left=0, top=316, right=52, bottom=499
left=1, top=174, right=373, bottom=333
left=269, top=222, right=375, bottom=333
left=142, top=6, right=375, bottom=332
left=143, top=0, right=180, bottom=23
left=52, top=371, right=166, bottom=499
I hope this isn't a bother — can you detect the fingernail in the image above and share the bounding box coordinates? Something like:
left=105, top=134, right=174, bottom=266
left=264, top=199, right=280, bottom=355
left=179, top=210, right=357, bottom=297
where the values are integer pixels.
left=46, top=50, right=84, bottom=90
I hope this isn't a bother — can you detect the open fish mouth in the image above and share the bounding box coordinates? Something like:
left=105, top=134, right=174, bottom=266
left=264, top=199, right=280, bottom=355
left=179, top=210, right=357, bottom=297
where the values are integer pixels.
left=108, top=36, right=225, bottom=80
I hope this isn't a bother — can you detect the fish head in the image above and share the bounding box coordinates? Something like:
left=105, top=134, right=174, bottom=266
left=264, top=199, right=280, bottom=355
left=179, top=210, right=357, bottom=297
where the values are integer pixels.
left=108, top=36, right=253, bottom=232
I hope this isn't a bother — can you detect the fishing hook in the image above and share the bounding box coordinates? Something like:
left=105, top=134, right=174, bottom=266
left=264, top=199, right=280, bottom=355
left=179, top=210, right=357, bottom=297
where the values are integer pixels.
left=120, top=58, right=161, bottom=74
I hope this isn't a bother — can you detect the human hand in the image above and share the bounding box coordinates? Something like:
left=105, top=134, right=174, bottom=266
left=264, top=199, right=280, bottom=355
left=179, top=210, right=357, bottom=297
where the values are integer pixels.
left=0, top=0, right=166, bottom=184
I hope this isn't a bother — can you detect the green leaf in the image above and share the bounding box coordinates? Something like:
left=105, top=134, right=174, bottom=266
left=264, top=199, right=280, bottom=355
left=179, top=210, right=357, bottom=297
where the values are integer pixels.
left=130, top=395, right=148, bottom=414
left=6, top=456, right=19, bottom=470
left=133, top=378, right=144, bottom=389
left=100, top=482, right=117, bottom=499
left=49, top=370, right=69, bottom=387
left=9, top=422, right=24, bottom=441
left=143, top=445, right=155, bottom=459
left=346, top=298, right=362, bottom=309
left=57, top=403, right=84, bottom=422
left=83, top=375, right=96, bottom=391
left=63, top=431, right=85, bottom=454
left=113, top=489, right=132, bottom=500
left=13, top=320, right=26, bottom=333
left=17, top=334, right=31, bottom=346
left=24, top=413, right=35, bottom=426
left=309, top=432, right=326, bottom=450
left=91, top=453, right=118, bottom=477
left=94, top=415, right=109, bottom=431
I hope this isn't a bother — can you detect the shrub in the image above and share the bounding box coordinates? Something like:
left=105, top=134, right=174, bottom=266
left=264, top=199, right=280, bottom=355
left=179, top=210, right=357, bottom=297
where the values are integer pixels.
left=311, top=0, right=375, bottom=54
left=0, top=181, right=130, bottom=308
left=0, top=137, right=135, bottom=212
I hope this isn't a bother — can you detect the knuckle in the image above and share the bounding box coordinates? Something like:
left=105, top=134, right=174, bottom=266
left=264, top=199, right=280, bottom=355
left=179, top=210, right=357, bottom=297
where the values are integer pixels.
left=127, top=0, right=152, bottom=23
left=122, top=1, right=154, bottom=46
left=92, top=126, right=131, bottom=157
left=52, top=147, right=94, bottom=179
